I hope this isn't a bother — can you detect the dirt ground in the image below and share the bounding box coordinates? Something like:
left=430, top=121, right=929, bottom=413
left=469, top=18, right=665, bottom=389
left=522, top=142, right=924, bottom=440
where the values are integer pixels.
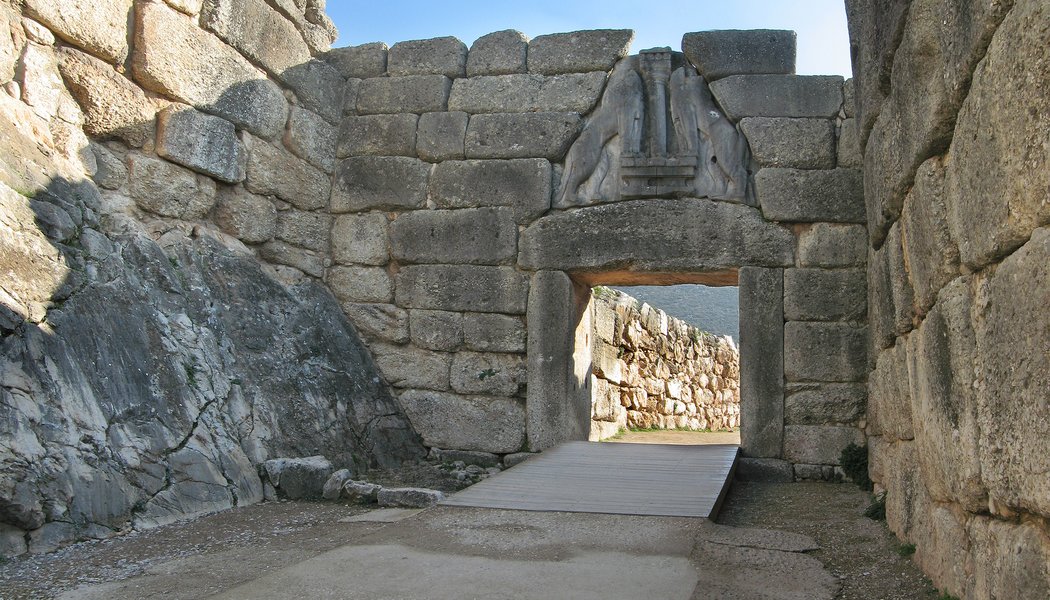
left=0, top=465, right=939, bottom=599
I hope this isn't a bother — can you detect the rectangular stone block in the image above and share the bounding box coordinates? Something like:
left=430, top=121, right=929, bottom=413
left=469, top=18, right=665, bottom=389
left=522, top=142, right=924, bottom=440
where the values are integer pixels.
left=357, top=75, right=451, bottom=115
left=449, top=72, right=606, bottom=114
left=337, top=114, right=418, bottom=158
left=395, top=265, right=528, bottom=314
left=710, top=75, right=844, bottom=120
left=213, top=186, right=276, bottom=244
left=836, top=118, right=862, bottom=168
left=330, top=156, right=429, bottom=213
left=784, top=383, right=866, bottom=426
left=200, top=0, right=310, bottom=78
left=738, top=117, right=835, bottom=170
left=325, top=42, right=387, bottom=79
left=259, top=240, right=323, bottom=277
left=868, top=340, right=914, bottom=441
left=739, top=267, right=784, bottom=458
left=327, top=265, right=393, bottom=304
left=156, top=106, right=245, bottom=183
left=340, top=303, right=408, bottom=344
left=57, top=47, right=157, bottom=147
left=451, top=351, right=526, bottom=396
left=682, top=30, right=796, bottom=81
left=244, top=135, right=329, bottom=210
left=465, top=112, right=581, bottom=160
left=783, top=268, right=867, bottom=321
left=429, top=159, right=551, bottom=224
left=463, top=313, right=526, bottom=353
left=783, top=425, right=865, bottom=465
left=331, top=213, right=389, bottom=266
left=275, top=210, right=331, bottom=252
left=389, top=207, right=517, bottom=265
left=467, top=30, right=528, bottom=77
left=756, top=168, right=865, bottom=223
left=398, top=390, right=525, bottom=454
left=900, top=157, right=958, bottom=316
left=784, top=322, right=867, bottom=383
left=409, top=310, right=463, bottom=351
left=527, top=29, right=633, bottom=75
left=127, top=153, right=216, bottom=220
left=416, top=111, right=468, bottom=162
left=284, top=106, right=337, bottom=173
left=797, top=223, right=867, bottom=268
left=25, top=0, right=131, bottom=64
left=388, top=36, right=467, bottom=78
left=371, top=343, right=451, bottom=391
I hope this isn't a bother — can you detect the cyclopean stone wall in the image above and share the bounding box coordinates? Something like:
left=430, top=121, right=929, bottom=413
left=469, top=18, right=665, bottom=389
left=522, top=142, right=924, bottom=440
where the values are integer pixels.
left=848, top=0, right=1050, bottom=596
left=587, top=287, right=740, bottom=441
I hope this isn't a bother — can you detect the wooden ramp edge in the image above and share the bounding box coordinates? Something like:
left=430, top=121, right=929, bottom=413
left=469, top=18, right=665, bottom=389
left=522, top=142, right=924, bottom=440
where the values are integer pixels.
left=441, top=441, right=739, bottom=519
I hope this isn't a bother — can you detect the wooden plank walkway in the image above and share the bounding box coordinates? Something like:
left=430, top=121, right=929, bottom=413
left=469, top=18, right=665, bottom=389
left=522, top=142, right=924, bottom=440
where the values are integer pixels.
left=441, top=441, right=738, bottom=519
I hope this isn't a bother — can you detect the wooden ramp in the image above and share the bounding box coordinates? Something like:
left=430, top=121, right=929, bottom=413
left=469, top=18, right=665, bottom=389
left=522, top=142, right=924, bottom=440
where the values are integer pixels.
left=441, top=441, right=738, bottom=519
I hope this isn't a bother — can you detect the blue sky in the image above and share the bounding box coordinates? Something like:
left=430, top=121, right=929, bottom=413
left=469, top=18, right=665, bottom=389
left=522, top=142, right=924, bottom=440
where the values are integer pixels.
left=327, top=0, right=852, bottom=77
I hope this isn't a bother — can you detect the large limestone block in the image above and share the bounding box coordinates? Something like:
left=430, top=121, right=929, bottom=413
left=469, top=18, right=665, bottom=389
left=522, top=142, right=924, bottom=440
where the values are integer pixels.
left=843, top=0, right=910, bottom=148
left=330, top=156, right=429, bottom=212
left=416, top=111, right=468, bottom=162
left=279, top=58, right=346, bottom=124
left=739, top=267, right=784, bottom=458
left=24, top=0, right=131, bottom=64
left=331, top=213, right=389, bottom=266
left=284, top=106, right=338, bottom=172
left=0, top=5, right=18, bottom=85
left=395, top=265, right=528, bottom=314
left=710, top=75, right=843, bottom=121
left=756, top=168, right=865, bottom=223
left=388, top=37, right=467, bottom=78
left=56, top=47, right=157, bottom=148
left=244, top=135, right=329, bottom=210
left=867, top=340, right=913, bottom=441
left=371, top=343, right=451, bottom=391
left=783, top=268, right=867, bottom=322
left=337, top=114, right=418, bottom=158
left=356, top=76, right=451, bottom=115
left=783, top=322, right=867, bottom=383
left=327, top=266, right=393, bottom=304
left=836, top=118, right=861, bottom=168
left=398, top=390, right=525, bottom=454
left=970, top=518, right=1050, bottom=600
left=200, top=0, right=310, bottom=79
left=325, top=42, right=387, bottom=79
left=275, top=210, right=331, bottom=252
left=156, top=106, right=246, bottom=183
left=340, top=303, right=408, bottom=344
left=449, top=72, right=606, bottom=114
left=974, top=227, right=1050, bottom=518
left=527, top=30, right=633, bottom=75
left=784, top=383, right=866, bottom=426
left=132, top=2, right=288, bottom=138
left=258, top=240, right=323, bottom=277
left=900, top=157, right=958, bottom=317
left=467, top=30, right=528, bottom=77
left=738, top=118, right=835, bottom=169
left=212, top=186, right=276, bottom=243
left=389, top=207, right=517, bottom=265
left=429, top=159, right=551, bottom=224
left=783, top=425, right=864, bottom=465
left=450, top=351, right=526, bottom=396
left=796, top=223, right=867, bottom=268
left=465, top=112, right=581, bottom=160
left=682, top=30, right=796, bottom=81
left=409, top=310, right=463, bottom=351
left=945, top=0, right=1050, bottom=269
left=912, top=504, right=971, bottom=597
left=463, top=313, right=526, bottom=353
left=127, top=154, right=216, bottom=219
left=518, top=199, right=794, bottom=273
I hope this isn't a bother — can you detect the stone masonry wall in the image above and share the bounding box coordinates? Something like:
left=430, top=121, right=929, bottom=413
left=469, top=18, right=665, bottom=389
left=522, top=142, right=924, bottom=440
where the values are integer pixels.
left=849, top=0, right=1050, bottom=596
left=588, top=287, right=740, bottom=441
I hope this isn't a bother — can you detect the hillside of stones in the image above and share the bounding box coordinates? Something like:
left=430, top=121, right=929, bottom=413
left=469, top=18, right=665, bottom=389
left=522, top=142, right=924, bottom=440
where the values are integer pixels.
left=613, top=284, right=739, bottom=340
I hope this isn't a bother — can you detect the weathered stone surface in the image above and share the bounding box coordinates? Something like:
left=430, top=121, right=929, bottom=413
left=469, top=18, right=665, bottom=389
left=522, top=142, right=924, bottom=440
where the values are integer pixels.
left=463, top=313, right=526, bottom=353
left=739, top=267, right=784, bottom=458
left=264, top=456, right=333, bottom=500
left=377, top=487, right=445, bottom=508
left=327, top=266, right=393, bottom=304
left=0, top=523, right=27, bottom=558
left=527, top=30, right=634, bottom=75
left=945, top=0, right=1050, bottom=270
left=900, top=157, right=958, bottom=316
left=163, top=0, right=203, bottom=15
left=56, top=47, right=157, bottom=147
left=388, top=37, right=467, bottom=78
left=127, top=153, right=216, bottom=219
left=784, top=322, right=867, bottom=382
left=321, top=469, right=353, bottom=501
left=357, top=76, right=451, bottom=115
left=281, top=58, right=347, bottom=124
left=389, top=208, right=517, bottom=265
left=467, top=30, right=528, bottom=77
left=867, top=339, right=913, bottom=441
left=340, top=303, right=409, bottom=344
left=431, top=448, right=501, bottom=468
left=970, top=518, right=1050, bottom=599
left=735, top=458, right=793, bottom=483
left=429, top=159, right=551, bottom=224
left=0, top=6, right=18, bottom=85
left=259, top=240, right=324, bottom=277
left=330, top=156, right=429, bottom=212
left=710, top=75, right=843, bottom=120
left=399, top=390, right=526, bottom=453
left=449, top=72, right=606, bottom=114
left=797, top=223, right=867, bottom=268
left=338, top=114, right=419, bottom=158
left=783, top=425, right=864, bottom=465
left=784, top=383, right=866, bottom=426
left=325, top=42, right=388, bottom=79
left=451, top=352, right=526, bottom=396
left=28, top=522, right=76, bottom=554
left=275, top=210, right=330, bottom=252
left=372, top=344, right=451, bottom=391
left=519, top=199, right=794, bottom=272
left=342, top=480, right=381, bottom=504
left=285, top=106, right=338, bottom=172
left=975, top=227, right=1050, bottom=518
left=739, top=118, right=836, bottom=169
left=90, top=143, right=127, bottom=190
left=24, top=0, right=131, bottom=64
left=682, top=30, right=796, bottom=81
left=873, top=221, right=915, bottom=337
left=844, top=0, right=910, bottom=148
left=132, top=2, right=288, bottom=138
left=331, top=213, right=389, bottom=266
left=200, top=0, right=310, bottom=79
left=156, top=106, right=246, bottom=183
left=756, top=168, right=865, bottom=223
left=836, top=118, right=861, bottom=168
left=465, top=112, right=581, bottom=160
left=395, top=265, right=528, bottom=314
left=212, top=186, right=276, bottom=244
left=18, top=42, right=65, bottom=123
left=409, top=310, right=463, bottom=351
left=783, top=268, right=867, bottom=322
left=416, top=111, right=468, bottom=162
left=244, top=135, right=329, bottom=210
